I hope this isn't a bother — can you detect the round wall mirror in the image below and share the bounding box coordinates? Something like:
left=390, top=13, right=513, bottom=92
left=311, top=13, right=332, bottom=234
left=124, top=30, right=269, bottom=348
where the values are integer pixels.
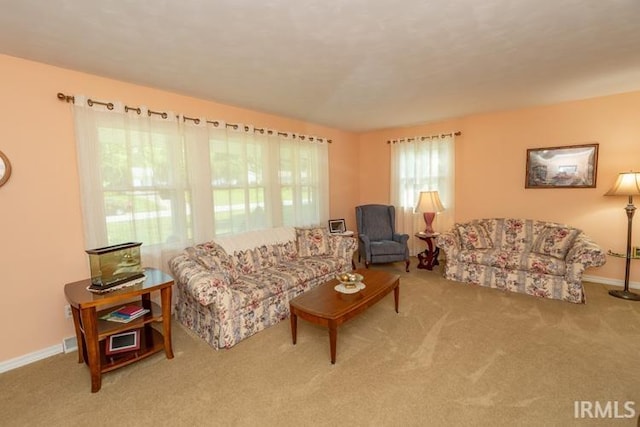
left=0, top=150, right=12, bottom=187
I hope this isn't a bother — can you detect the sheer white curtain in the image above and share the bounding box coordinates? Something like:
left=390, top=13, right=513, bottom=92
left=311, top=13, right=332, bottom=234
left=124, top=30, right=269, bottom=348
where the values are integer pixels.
left=72, top=96, right=329, bottom=271
left=390, top=134, right=455, bottom=255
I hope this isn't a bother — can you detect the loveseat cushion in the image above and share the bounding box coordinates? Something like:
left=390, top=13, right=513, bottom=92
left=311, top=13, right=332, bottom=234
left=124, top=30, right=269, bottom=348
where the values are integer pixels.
left=457, top=249, right=567, bottom=275
left=532, top=226, right=580, bottom=260
left=456, top=223, right=493, bottom=250
left=296, top=227, right=330, bottom=257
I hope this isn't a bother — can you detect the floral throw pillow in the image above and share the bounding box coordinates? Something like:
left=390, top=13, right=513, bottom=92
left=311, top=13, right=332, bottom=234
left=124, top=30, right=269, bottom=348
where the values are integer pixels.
left=296, top=227, right=330, bottom=257
left=186, top=241, right=237, bottom=282
left=531, top=226, right=580, bottom=260
left=456, top=223, right=494, bottom=250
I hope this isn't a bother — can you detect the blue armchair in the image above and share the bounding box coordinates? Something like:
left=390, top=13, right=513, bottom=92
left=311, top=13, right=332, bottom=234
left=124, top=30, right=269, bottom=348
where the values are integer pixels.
left=355, top=204, right=410, bottom=272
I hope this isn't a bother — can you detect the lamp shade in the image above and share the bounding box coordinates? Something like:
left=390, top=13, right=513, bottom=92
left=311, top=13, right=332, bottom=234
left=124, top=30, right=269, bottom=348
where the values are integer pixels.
left=414, top=191, right=445, bottom=213
left=605, top=172, right=640, bottom=196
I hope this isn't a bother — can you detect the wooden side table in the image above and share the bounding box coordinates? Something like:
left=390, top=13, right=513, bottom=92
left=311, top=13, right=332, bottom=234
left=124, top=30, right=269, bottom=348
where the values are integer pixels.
left=415, top=232, right=440, bottom=270
left=64, top=268, right=174, bottom=392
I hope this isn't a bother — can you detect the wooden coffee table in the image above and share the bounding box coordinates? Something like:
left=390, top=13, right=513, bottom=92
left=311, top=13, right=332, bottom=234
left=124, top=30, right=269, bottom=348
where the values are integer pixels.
left=289, top=268, right=400, bottom=364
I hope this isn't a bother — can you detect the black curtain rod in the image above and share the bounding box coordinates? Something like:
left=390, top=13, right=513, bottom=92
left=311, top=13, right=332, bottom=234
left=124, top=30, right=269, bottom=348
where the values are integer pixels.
left=387, top=131, right=461, bottom=144
left=57, top=92, right=333, bottom=143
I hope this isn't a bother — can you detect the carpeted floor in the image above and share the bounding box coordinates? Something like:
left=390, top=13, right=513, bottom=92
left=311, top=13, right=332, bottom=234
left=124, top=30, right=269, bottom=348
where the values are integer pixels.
left=1, top=260, right=639, bottom=426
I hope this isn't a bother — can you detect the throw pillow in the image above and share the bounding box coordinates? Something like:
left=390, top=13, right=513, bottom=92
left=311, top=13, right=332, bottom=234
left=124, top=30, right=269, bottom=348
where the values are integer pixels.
left=296, top=227, right=330, bottom=257
left=186, top=241, right=237, bottom=281
left=531, top=226, right=580, bottom=260
left=186, top=241, right=231, bottom=271
left=456, top=223, right=494, bottom=250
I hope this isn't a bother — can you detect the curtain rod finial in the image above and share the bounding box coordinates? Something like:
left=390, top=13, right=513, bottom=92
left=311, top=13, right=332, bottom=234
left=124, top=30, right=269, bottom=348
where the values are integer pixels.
left=57, top=92, right=74, bottom=103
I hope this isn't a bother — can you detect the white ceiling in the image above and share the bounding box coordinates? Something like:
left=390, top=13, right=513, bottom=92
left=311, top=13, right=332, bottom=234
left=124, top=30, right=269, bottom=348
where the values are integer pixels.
left=2, top=0, right=640, bottom=132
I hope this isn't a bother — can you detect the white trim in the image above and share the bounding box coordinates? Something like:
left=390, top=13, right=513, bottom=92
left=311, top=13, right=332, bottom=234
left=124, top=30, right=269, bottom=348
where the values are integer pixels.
left=583, top=274, right=640, bottom=289
left=0, top=344, right=62, bottom=374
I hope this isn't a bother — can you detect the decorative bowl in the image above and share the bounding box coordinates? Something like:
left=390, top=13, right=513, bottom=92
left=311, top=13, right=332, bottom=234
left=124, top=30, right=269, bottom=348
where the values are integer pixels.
left=335, top=272, right=364, bottom=289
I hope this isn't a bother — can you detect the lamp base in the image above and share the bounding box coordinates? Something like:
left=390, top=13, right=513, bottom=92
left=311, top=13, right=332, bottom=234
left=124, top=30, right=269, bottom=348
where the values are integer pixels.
left=608, top=289, right=640, bottom=301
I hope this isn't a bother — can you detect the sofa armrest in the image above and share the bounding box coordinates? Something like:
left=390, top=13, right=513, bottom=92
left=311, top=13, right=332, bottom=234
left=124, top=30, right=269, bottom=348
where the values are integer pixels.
left=328, top=235, right=357, bottom=261
left=564, top=233, right=607, bottom=281
left=168, top=254, right=232, bottom=306
left=436, top=231, right=460, bottom=253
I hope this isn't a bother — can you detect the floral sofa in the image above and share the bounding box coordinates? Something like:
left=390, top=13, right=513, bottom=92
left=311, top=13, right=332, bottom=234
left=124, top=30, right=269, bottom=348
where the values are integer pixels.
left=435, top=218, right=606, bottom=303
left=168, top=227, right=356, bottom=349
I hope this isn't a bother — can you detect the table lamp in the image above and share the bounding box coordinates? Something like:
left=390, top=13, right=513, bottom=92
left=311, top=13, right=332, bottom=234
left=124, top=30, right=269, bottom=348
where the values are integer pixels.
left=414, top=190, right=445, bottom=234
left=605, top=171, right=640, bottom=300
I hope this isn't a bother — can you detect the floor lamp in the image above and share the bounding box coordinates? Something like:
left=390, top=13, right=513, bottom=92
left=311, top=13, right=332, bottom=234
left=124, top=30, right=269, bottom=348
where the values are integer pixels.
left=414, top=190, right=445, bottom=234
left=605, top=171, right=640, bottom=300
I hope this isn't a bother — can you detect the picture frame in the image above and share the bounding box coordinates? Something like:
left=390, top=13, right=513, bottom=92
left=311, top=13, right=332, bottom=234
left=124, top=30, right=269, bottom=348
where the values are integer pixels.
left=633, top=247, right=640, bottom=259
left=105, top=329, right=140, bottom=355
left=328, top=219, right=346, bottom=234
left=525, top=143, right=598, bottom=189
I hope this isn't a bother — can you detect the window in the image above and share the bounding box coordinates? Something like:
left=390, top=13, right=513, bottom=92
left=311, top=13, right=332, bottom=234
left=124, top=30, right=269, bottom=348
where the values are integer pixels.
left=72, top=98, right=329, bottom=269
left=390, top=134, right=455, bottom=253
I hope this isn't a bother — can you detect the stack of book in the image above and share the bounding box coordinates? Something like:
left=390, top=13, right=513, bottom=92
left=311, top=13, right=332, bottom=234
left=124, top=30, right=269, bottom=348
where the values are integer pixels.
left=100, top=305, right=149, bottom=323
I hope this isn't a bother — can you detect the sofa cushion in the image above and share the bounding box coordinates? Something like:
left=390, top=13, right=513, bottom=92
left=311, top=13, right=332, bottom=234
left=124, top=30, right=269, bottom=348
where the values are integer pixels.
left=253, top=244, right=279, bottom=269
left=232, top=249, right=260, bottom=276
left=532, top=226, right=580, bottom=260
left=296, top=227, right=330, bottom=257
left=456, top=223, right=493, bottom=250
left=275, top=241, right=298, bottom=262
left=498, top=218, right=531, bottom=252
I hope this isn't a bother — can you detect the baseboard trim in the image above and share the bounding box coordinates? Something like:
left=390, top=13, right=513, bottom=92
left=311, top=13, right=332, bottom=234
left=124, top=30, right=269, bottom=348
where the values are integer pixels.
left=583, top=274, right=640, bottom=289
left=0, top=344, right=63, bottom=374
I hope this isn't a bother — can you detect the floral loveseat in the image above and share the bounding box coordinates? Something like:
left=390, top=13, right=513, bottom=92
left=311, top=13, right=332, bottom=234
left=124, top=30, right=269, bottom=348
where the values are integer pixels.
left=169, top=227, right=356, bottom=349
left=435, top=218, right=606, bottom=303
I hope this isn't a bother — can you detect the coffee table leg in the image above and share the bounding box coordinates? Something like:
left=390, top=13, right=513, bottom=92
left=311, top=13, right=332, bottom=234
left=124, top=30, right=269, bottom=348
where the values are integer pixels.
left=290, top=310, right=298, bottom=345
left=329, top=321, right=337, bottom=364
left=394, top=285, right=399, bottom=313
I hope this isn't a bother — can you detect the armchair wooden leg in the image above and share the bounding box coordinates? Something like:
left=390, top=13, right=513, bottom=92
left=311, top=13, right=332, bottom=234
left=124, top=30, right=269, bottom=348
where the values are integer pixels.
left=365, top=261, right=370, bottom=269
left=405, top=259, right=410, bottom=272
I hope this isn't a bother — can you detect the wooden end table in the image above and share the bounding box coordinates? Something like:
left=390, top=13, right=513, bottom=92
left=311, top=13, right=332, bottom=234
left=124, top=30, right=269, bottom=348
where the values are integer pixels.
left=64, top=268, right=174, bottom=392
left=289, top=269, right=399, bottom=364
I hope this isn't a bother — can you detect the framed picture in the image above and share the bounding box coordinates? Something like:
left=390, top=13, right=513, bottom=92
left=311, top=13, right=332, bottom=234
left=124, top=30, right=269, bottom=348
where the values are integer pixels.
left=633, top=247, right=640, bottom=259
left=105, top=329, right=140, bottom=355
left=328, top=219, right=346, bottom=234
left=525, top=143, right=599, bottom=188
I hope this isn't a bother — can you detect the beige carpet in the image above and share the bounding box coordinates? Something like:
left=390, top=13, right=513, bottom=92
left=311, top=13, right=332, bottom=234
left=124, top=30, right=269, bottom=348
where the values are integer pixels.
left=1, top=261, right=640, bottom=427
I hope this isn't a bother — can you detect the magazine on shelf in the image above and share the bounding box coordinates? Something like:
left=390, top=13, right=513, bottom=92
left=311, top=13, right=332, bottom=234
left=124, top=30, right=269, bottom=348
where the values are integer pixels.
left=100, top=306, right=150, bottom=323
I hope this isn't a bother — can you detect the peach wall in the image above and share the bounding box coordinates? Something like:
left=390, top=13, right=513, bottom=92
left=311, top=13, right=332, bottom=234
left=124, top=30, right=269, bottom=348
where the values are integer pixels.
left=359, top=91, right=640, bottom=285
left=0, top=54, right=358, bottom=362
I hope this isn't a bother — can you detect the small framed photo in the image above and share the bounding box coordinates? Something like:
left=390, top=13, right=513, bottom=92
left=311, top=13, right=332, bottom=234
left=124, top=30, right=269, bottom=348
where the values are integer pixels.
left=525, top=143, right=598, bottom=188
left=105, top=329, right=140, bottom=355
left=328, top=219, right=346, bottom=234
left=633, top=247, right=640, bottom=258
